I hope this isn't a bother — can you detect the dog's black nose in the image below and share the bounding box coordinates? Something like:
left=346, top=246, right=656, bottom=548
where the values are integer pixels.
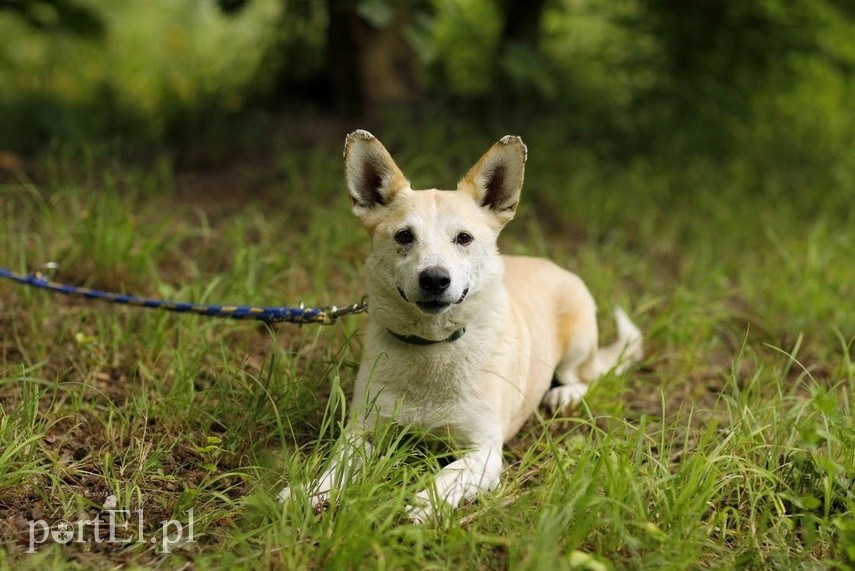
left=418, top=266, right=451, bottom=294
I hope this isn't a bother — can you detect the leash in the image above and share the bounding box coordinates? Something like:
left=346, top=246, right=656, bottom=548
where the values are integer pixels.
left=0, top=266, right=367, bottom=325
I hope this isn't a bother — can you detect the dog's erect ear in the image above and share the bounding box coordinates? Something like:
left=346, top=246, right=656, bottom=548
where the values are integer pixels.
left=458, top=135, right=527, bottom=226
left=344, top=130, right=409, bottom=217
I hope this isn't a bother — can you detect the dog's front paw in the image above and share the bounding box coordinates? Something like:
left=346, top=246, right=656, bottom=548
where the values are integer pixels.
left=405, top=502, right=434, bottom=525
left=406, top=505, right=433, bottom=525
left=405, top=490, right=435, bottom=524
left=278, top=485, right=330, bottom=513
left=405, top=490, right=447, bottom=525
left=543, top=383, right=588, bottom=414
left=277, top=486, right=293, bottom=504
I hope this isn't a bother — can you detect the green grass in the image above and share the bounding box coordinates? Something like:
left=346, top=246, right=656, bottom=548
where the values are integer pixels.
left=0, top=126, right=853, bottom=569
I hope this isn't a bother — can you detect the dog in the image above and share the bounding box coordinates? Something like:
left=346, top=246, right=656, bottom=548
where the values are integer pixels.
left=278, top=130, right=643, bottom=523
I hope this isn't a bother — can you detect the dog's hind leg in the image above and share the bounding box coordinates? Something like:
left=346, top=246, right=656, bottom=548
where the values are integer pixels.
left=542, top=304, right=600, bottom=414
left=543, top=307, right=643, bottom=414
left=579, top=308, right=643, bottom=380
left=543, top=344, right=597, bottom=414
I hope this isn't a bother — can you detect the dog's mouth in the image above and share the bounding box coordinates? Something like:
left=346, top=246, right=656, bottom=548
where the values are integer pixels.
left=398, top=287, right=469, bottom=314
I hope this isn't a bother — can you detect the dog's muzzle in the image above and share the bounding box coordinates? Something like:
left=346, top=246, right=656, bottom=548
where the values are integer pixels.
left=398, top=285, right=469, bottom=314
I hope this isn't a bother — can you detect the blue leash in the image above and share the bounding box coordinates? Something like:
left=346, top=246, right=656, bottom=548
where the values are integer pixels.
left=0, top=267, right=367, bottom=325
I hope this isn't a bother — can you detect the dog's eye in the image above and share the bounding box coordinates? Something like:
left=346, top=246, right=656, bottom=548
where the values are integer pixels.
left=394, top=229, right=415, bottom=245
left=455, top=232, right=474, bottom=246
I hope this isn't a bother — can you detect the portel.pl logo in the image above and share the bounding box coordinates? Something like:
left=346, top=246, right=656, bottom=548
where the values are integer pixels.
left=27, top=497, right=194, bottom=554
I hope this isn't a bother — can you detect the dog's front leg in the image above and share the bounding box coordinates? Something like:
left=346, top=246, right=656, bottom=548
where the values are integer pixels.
left=406, top=441, right=503, bottom=524
left=278, top=431, right=372, bottom=511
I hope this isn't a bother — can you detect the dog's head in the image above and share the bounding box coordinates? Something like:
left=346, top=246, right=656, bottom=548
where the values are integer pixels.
left=344, top=130, right=526, bottom=330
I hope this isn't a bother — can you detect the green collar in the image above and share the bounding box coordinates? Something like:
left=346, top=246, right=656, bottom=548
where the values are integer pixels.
left=387, top=327, right=467, bottom=346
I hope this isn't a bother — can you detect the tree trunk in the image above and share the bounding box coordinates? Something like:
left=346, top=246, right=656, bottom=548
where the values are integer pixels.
left=493, top=0, right=549, bottom=99
left=325, top=0, right=423, bottom=116
left=326, top=1, right=365, bottom=115
left=499, top=0, right=547, bottom=48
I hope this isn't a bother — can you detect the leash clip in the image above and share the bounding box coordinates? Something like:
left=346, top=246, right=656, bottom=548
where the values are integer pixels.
left=36, top=261, right=60, bottom=280
left=322, top=296, right=368, bottom=325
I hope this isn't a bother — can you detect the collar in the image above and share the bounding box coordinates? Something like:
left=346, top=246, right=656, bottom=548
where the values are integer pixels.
left=387, top=327, right=466, bottom=346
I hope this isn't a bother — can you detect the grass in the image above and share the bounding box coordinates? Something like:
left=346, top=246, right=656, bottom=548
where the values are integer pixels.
left=0, top=122, right=853, bottom=569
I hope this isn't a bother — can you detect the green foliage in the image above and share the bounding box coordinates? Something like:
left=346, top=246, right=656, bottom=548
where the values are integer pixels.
left=635, top=0, right=853, bottom=83
left=0, top=0, right=282, bottom=152
left=216, top=0, right=248, bottom=15
left=432, top=0, right=502, bottom=95
left=629, top=0, right=855, bottom=153
left=0, top=0, right=104, bottom=36
left=0, top=0, right=852, bottom=175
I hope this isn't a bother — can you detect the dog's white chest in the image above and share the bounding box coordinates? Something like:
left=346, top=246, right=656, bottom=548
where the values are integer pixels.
left=359, top=342, right=487, bottom=438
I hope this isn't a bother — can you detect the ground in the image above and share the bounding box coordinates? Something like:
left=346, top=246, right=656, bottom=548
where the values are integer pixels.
left=0, top=123, right=853, bottom=568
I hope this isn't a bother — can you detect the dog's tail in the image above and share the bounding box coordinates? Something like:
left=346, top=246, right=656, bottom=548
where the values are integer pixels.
left=583, top=307, right=643, bottom=380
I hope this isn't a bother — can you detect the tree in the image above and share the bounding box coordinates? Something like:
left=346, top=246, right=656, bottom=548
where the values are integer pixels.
left=624, top=0, right=855, bottom=153
left=218, top=0, right=428, bottom=115
left=493, top=0, right=550, bottom=99
left=635, top=0, right=852, bottom=106
left=326, top=0, right=426, bottom=115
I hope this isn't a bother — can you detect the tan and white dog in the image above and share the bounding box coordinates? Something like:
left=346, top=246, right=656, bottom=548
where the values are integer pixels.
left=279, top=130, right=643, bottom=523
